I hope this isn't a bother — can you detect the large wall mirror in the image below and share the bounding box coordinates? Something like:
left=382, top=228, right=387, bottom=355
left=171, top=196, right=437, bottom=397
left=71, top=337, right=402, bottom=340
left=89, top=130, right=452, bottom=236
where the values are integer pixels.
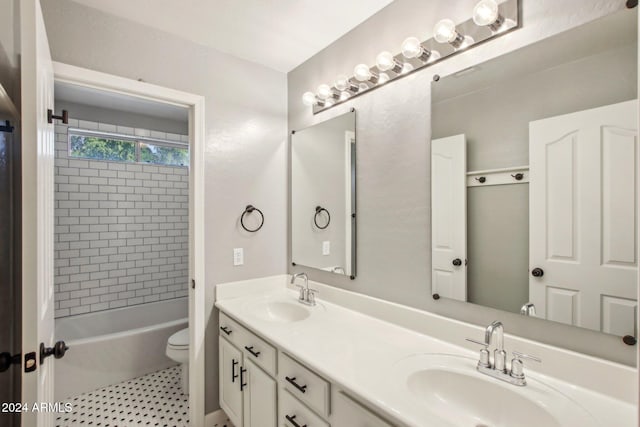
left=431, top=8, right=638, bottom=340
left=291, top=110, right=356, bottom=277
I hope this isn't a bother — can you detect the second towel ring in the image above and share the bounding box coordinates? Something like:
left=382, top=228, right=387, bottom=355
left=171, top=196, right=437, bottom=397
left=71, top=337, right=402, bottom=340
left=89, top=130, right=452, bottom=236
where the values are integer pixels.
left=241, top=205, right=264, bottom=232
left=314, top=206, right=330, bottom=229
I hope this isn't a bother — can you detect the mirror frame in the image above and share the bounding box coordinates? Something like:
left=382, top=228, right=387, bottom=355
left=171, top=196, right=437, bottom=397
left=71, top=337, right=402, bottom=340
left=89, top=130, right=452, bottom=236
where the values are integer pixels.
left=290, top=108, right=357, bottom=279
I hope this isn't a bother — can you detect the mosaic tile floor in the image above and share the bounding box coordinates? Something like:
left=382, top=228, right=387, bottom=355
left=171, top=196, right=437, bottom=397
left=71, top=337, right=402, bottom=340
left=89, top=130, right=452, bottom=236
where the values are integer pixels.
left=56, top=366, right=232, bottom=427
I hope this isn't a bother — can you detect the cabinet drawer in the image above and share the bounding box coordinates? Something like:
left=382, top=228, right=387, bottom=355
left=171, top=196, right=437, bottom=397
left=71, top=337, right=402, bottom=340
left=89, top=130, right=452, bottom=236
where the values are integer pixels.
left=219, top=312, right=277, bottom=376
left=242, top=327, right=277, bottom=376
left=280, top=353, right=330, bottom=417
left=280, top=389, right=330, bottom=427
left=332, top=391, right=393, bottom=427
left=219, top=312, right=247, bottom=349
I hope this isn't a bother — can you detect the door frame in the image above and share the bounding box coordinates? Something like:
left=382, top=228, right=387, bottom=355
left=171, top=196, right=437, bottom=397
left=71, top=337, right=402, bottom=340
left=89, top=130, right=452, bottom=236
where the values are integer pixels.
left=52, top=62, right=206, bottom=427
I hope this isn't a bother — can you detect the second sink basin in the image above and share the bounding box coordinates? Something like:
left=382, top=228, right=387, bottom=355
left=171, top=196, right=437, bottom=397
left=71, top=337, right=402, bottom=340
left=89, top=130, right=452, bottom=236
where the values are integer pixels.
left=390, top=354, right=598, bottom=427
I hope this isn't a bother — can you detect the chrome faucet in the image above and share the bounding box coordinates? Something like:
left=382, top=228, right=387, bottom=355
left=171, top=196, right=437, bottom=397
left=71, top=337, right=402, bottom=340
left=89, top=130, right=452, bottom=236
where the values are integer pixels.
left=466, top=321, right=541, bottom=386
left=485, top=320, right=506, bottom=372
left=290, top=273, right=318, bottom=306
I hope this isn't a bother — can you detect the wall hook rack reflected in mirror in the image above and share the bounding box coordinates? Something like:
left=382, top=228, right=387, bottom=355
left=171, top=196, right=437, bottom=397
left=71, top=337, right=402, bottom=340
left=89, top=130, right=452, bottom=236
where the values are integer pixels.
left=240, top=205, right=264, bottom=232
left=0, top=120, right=14, bottom=133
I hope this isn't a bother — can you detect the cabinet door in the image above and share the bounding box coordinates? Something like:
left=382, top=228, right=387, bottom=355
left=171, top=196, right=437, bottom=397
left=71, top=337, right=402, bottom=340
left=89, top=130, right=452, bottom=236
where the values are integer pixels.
left=220, top=337, right=243, bottom=426
left=244, top=358, right=277, bottom=427
left=332, top=391, right=393, bottom=427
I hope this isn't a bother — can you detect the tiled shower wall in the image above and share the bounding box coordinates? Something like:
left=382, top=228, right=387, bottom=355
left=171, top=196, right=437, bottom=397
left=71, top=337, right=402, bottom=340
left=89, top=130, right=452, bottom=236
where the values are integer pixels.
left=54, top=118, right=189, bottom=318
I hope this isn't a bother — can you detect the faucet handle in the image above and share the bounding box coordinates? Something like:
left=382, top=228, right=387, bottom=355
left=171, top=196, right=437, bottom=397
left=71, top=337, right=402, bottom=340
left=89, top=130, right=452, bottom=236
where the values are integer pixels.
left=465, top=338, right=488, bottom=347
left=512, top=351, right=541, bottom=363
left=294, top=284, right=306, bottom=300
left=510, top=351, right=541, bottom=380
left=466, top=338, right=490, bottom=368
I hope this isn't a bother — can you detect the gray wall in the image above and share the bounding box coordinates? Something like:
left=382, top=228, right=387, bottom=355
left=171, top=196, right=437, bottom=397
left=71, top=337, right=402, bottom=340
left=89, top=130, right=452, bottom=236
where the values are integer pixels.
left=0, top=0, right=20, bottom=106
left=292, top=112, right=352, bottom=272
left=55, top=100, right=189, bottom=135
left=288, top=0, right=636, bottom=365
left=432, top=40, right=637, bottom=315
left=41, top=0, right=288, bottom=413
left=54, top=118, right=189, bottom=318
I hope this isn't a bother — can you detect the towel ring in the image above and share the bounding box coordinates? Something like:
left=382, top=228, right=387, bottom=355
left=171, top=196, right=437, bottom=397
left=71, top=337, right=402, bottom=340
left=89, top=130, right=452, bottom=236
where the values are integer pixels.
left=314, top=206, right=330, bottom=229
left=241, top=205, right=264, bottom=232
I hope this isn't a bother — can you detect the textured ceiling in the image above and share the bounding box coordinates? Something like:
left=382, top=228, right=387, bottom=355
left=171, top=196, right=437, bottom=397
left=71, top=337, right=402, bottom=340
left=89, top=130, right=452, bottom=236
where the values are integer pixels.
left=67, top=0, right=395, bottom=72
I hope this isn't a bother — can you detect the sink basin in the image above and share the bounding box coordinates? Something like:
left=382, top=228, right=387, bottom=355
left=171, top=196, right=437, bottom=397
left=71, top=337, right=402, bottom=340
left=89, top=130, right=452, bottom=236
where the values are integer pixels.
left=391, top=354, right=597, bottom=427
left=244, top=296, right=323, bottom=323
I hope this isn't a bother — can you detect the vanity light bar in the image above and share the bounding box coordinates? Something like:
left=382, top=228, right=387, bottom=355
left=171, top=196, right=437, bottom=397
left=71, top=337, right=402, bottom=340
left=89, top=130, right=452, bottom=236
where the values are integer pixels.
left=302, top=0, right=519, bottom=114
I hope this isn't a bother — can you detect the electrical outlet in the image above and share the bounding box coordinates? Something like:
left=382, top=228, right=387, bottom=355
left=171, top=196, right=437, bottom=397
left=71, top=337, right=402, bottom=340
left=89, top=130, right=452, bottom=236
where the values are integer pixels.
left=322, top=241, right=330, bottom=256
left=233, top=248, right=244, bottom=266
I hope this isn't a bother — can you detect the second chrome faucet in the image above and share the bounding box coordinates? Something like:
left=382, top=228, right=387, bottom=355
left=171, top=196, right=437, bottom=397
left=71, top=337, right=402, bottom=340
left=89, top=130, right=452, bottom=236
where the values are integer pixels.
left=290, top=272, right=318, bottom=306
left=467, top=321, right=541, bottom=386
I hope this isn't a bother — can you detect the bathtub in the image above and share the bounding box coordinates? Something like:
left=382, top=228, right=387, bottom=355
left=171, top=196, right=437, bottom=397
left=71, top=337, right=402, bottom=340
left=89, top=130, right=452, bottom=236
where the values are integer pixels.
left=54, top=298, right=187, bottom=401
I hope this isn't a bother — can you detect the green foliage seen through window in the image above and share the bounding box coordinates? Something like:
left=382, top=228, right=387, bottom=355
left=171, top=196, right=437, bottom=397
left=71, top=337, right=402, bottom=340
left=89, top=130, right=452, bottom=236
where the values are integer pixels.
left=69, top=134, right=189, bottom=166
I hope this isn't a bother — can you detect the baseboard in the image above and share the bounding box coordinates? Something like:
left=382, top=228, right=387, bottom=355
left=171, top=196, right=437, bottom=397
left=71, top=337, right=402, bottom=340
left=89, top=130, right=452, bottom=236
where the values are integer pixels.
left=205, top=409, right=232, bottom=427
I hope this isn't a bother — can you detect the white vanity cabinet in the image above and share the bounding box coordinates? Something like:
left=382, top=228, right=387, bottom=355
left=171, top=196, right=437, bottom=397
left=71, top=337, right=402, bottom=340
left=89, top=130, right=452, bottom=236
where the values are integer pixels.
left=331, top=391, right=393, bottom=427
left=219, top=313, right=277, bottom=427
left=219, top=311, right=396, bottom=427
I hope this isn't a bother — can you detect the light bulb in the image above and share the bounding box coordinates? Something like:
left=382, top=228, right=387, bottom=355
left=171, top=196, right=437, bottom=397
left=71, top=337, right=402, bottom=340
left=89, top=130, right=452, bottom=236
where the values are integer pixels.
left=354, top=64, right=372, bottom=82
left=473, top=0, right=500, bottom=27
left=358, top=83, right=369, bottom=91
left=302, top=91, right=317, bottom=106
left=378, top=73, right=390, bottom=84
left=433, top=19, right=464, bottom=48
left=340, top=91, right=351, bottom=101
left=335, top=75, right=349, bottom=91
left=401, top=37, right=422, bottom=59
left=401, top=63, right=414, bottom=74
left=317, top=84, right=332, bottom=100
left=375, top=51, right=397, bottom=72
left=325, top=98, right=335, bottom=107
left=434, top=19, right=457, bottom=43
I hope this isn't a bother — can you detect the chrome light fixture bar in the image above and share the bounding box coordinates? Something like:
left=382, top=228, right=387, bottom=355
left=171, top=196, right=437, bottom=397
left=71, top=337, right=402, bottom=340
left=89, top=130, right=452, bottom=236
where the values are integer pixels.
left=304, top=0, right=519, bottom=114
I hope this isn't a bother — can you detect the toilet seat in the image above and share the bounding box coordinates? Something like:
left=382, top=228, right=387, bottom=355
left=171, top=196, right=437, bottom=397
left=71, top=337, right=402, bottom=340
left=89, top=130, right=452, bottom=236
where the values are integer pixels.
left=167, top=328, right=189, bottom=349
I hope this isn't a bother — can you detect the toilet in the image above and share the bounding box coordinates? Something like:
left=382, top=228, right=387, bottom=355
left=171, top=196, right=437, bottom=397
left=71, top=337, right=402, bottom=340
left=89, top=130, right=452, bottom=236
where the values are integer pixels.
left=166, top=328, right=189, bottom=394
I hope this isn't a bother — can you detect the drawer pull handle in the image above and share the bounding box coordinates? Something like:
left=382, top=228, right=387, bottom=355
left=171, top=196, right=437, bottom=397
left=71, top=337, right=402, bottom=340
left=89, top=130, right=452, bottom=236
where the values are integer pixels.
left=220, top=326, right=232, bottom=335
left=285, top=376, right=307, bottom=393
left=240, top=367, right=247, bottom=391
left=231, top=359, right=238, bottom=383
left=285, top=414, right=307, bottom=427
left=244, top=346, right=261, bottom=358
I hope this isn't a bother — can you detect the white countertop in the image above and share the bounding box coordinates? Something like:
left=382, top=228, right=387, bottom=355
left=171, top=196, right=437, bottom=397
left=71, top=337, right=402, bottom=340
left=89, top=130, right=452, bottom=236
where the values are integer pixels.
left=215, top=275, right=637, bottom=427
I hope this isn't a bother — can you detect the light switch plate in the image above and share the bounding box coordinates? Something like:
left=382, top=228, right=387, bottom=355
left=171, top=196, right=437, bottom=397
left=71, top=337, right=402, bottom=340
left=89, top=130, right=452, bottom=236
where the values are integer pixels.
left=233, top=248, right=244, bottom=266
left=322, top=241, right=330, bottom=256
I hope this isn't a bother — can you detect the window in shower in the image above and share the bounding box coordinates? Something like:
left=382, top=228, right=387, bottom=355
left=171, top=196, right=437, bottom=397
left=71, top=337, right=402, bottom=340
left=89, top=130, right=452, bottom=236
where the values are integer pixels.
left=69, top=130, right=189, bottom=166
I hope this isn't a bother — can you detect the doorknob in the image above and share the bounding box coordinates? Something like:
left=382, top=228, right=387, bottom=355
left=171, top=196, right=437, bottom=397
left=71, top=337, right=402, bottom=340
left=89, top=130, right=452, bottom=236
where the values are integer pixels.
left=40, top=341, right=69, bottom=363
left=0, top=352, right=21, bottom=373
left=531, top=268, right=544, bottom=277
left=452, top=258, right=463, bottom=266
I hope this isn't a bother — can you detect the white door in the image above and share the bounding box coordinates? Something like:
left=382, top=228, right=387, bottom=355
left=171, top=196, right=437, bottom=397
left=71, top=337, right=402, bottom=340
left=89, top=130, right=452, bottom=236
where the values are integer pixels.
left=219, top=338, right=243, bottom=426
left=431, top=134, right=467, bottom=301
left=529, top=100, right=638, bottom=335
left=243, top=358, right=276, bottom=427
left=21, top=1, right=56, bottom=426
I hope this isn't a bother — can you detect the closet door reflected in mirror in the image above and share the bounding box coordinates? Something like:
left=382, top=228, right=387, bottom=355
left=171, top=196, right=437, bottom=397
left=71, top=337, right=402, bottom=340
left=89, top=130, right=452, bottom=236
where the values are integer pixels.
left=291, top=110, right=356, bottom=277
left=430, top=8, right=638, bottom=339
